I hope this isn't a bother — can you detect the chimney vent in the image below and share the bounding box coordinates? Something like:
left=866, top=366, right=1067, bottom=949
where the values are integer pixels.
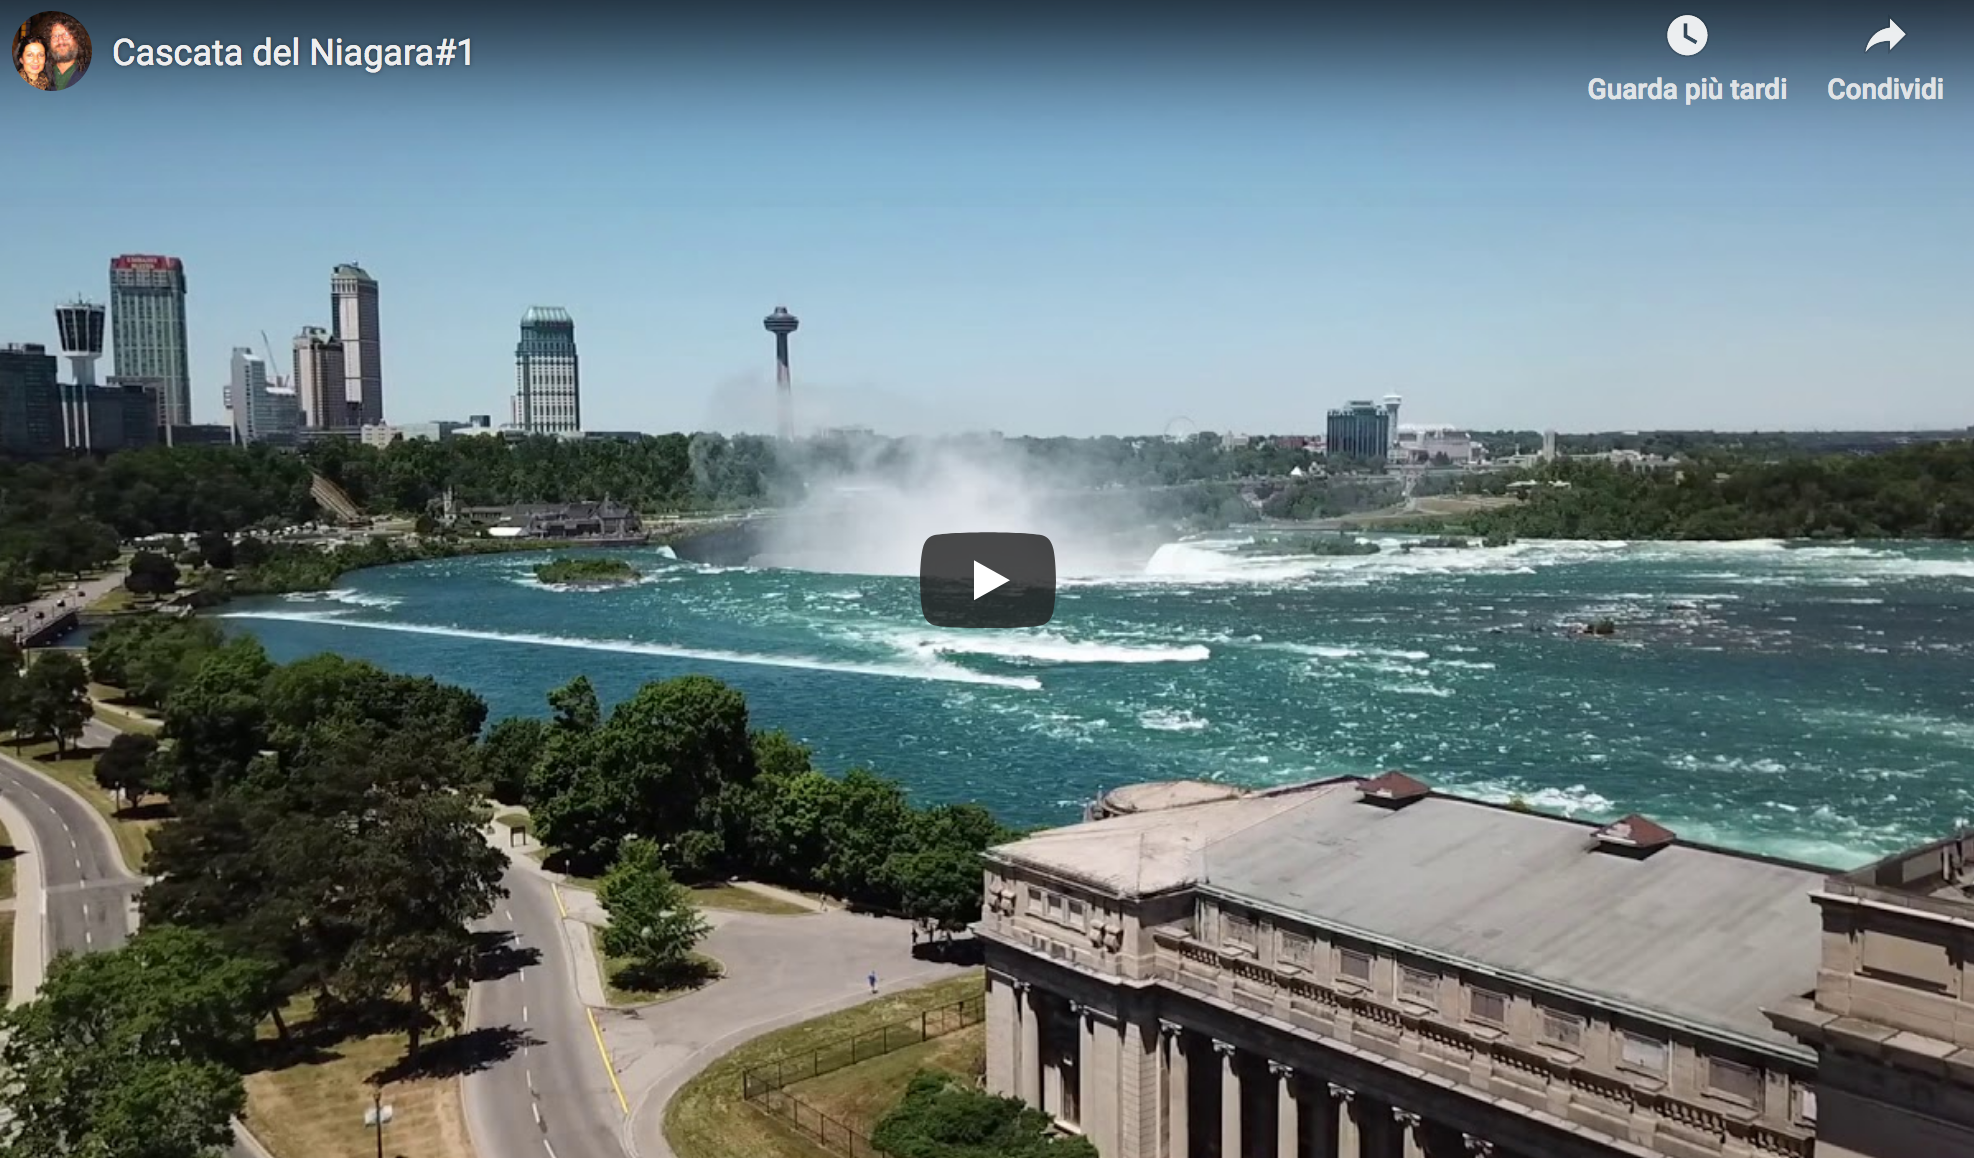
left=1592, top=814, right=1676, bottom=858
left=1358, top=770, right=1430, bottom=809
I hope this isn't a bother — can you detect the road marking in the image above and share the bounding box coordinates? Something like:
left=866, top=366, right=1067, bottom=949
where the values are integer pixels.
left=81, top=902, right=89, bottom=919
left=527, top=1069, right=534, bottom=1091
left=543, top=1141, right=558, bottom=1158
left=505, top=908, right=513, bottom=921
left=532, top=1101, right=542, bottom=1127
left=523, top=1005, right=529, bottom=1022
left=68, top=835, right=76, bottom=849
left=85, top=930, right=93, bottom=946
left=586, top=1006, right=630, bottom=1115
left=551, top=884, right=567, bottom=918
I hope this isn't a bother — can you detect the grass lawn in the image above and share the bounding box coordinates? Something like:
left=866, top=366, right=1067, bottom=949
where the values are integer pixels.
left=88, top=683, right=163, bottom=733
left=588, top=926, right=723, bottom=1007
left=86, top=586, right=138, bottom=615
left=12, top=738, right=157, bottom=875
left=243, top=1003, right=475, bottom=1158
left=690, top=883, right=810, bottom=916
left=664, top=970, right=985, bottom=1158
left=784, top=1020, right=986, bottom=1141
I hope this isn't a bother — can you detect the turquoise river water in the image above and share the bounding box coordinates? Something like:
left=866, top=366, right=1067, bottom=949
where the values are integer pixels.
left=218, top=534, right=1974, bottom=869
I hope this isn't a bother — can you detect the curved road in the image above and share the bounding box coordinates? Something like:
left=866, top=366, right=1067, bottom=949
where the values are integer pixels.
left=0, top=728, right=269, bottom=1158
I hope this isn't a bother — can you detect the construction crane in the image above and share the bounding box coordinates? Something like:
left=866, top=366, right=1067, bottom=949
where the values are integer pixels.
left=259, top=330, right=286, bottom=388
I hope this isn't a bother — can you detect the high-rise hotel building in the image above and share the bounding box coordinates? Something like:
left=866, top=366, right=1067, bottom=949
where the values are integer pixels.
left=513, top=306, right=580, bottom=434
left=109, top=255, right=191, bottom=427
left=330, top=263, right=383, bottom=426
left=293, top=325, right=349, bottom=430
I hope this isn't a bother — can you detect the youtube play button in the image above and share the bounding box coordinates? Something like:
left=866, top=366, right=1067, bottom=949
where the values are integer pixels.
left=920, top=533, right=1056, bottom=629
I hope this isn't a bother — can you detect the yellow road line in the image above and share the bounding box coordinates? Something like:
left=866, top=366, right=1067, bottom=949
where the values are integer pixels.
left=552, top=882, right=567, bottom=917
left=587, top=1005, right=631, bottom=1115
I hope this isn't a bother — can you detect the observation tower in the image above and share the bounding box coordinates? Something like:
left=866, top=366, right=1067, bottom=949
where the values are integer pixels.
left=763, top=306, right=799, bottom=441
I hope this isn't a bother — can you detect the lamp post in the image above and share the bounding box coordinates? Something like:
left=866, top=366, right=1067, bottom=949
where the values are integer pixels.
left=364, top=1086, right=394, bottom=1158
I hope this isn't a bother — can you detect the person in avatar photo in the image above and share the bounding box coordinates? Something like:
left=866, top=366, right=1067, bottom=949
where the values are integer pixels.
left=14, top=10, right=87, bottom=90
left=14, top=32, right=48, bottom=87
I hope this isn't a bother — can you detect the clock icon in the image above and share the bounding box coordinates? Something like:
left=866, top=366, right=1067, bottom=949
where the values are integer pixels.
left=1668, top=15, right=1708, bottom=55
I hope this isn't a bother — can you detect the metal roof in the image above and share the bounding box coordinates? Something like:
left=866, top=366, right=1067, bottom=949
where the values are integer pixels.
left=1200, top=790, right=1827, bottom=1047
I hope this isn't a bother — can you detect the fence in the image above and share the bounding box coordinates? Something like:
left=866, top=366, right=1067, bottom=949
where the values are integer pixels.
left=739, top=992, right=986, bottom=1158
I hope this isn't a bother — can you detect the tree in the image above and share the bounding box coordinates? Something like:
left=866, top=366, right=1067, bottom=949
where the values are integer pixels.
left=883, top=844, right=988, bottom=931
left=0, top=925, right=267, bottom=1158
left=19, top=650, right=90, bottom=755
left=333, top=790, right=507, bottom=1055
left=481, top=715, right=548, bottom=805
left=157, top=637, right=272, bottom=800
left=194, top=531, right=235, bottom=570
left=597, top=837, right=710, bottom=983
left=0, top=636, right=22, bottom=748
left=94, top=731, right=159, bottom=810
left=872, top=1070, right=1098, bottom=1158
left=125, top=550, right=180, bottom=600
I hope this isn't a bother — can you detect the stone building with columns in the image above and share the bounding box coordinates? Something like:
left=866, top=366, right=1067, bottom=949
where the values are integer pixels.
left=976, top=772, right=1974, bottom=1158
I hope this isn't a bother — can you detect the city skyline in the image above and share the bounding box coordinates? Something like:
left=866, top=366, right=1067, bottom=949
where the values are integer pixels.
left=6, top=6, right=1969, bottom=436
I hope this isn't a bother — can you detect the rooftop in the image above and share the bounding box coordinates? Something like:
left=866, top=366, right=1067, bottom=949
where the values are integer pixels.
left=523, top=306, right=573, bottom=325
left=991, top=777, right=1833, bottom=1050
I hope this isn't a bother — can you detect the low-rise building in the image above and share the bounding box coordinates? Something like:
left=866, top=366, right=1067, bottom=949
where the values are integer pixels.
left=463, top=500, right=643, bottom=539
left=978, top=772, right=1972, bottom=1158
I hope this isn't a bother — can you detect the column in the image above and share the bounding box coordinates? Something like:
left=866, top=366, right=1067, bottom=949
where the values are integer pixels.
left=1270, top=1062, right=1298, bottom=1158
left=1161, top=1021, right=1189, bottom=1158
left=1463, top=1135, right=1495, bottom=1158
left=1393, top=1109, right=1424, bottom=1158
left=1215, top=1040, right=1241, bottom=1158
left=1328, top=1084, right=1361, bottom=1158
left=1017, top=982, right=1041, bottom=1106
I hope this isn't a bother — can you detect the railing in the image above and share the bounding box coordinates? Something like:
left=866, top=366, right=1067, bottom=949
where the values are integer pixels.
left=740, top=994, right=987, bottom=1158
left=740, top=993, right=985, bottom=1098
left=1148, top=929, right=1811, bottom=1157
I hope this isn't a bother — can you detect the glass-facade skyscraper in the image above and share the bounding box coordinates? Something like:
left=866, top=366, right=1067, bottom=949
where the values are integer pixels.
left=331, top=263, right=384, bottom=426
left=109, top=255, right=190, bottom=427
left=513, top=306, right=580, bottom=434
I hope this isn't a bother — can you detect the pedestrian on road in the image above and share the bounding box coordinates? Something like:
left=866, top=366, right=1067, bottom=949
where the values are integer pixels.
left=868, top=970, right=878, bottom=993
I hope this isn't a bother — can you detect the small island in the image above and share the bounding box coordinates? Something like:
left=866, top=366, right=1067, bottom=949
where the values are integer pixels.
left=534, top=556, right=642, bottom=587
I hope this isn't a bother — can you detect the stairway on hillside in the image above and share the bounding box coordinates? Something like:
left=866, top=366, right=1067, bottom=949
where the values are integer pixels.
left=309, top=472, right=365, bottom=524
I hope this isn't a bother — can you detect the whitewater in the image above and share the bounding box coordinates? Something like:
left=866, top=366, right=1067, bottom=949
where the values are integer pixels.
left=220, top=534, right=1974, bottom=869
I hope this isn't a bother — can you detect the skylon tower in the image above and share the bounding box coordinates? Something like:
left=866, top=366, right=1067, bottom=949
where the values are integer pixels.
left=763, top=305, right=799, bottom=440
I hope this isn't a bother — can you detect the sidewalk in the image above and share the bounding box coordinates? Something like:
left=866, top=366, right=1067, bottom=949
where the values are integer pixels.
left=0, top=793, right=45, bottom=1007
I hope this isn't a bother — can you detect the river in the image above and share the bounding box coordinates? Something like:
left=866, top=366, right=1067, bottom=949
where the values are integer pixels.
left=217, top=533, right=1974, bottom=869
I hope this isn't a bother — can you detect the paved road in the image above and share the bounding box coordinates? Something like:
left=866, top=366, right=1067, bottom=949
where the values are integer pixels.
left=0, top=732, right=269, bottom=1158
left=464, top=861, right=631, bottom=1158
left=614, top=904, right=969, bottom=1157
left=0, top=748, right=139, bottom=959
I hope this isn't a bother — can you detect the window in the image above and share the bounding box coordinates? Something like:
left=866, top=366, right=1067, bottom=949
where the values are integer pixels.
left=1338, top=947, right=1373, bottom=984
left=1027, top=886, right=1043, bottom=912
left=1539, top=1009, right=1584, bottom=1051
left=1280, top=932, right=1314, bottom=972
left=1467, top=986, right=1507, bottom=1026
left=1794, top=1085, right=1818, bottom=1124
left=1066, top=898, right=1088, bottom=928
left=1706, top=1058, right=1763, bottom=1107
left=1223, top=912, right=1256, bottom=953
left=1046, top=892, right=1064, bottom=921
left=1620, top=1033, right=1668, bottom=1076
left=1400, top=967, right=1439, bottom=1006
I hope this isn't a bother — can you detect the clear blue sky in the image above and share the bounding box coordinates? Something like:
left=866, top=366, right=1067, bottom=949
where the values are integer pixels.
left=6, top=1, right=1968, bottom=435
